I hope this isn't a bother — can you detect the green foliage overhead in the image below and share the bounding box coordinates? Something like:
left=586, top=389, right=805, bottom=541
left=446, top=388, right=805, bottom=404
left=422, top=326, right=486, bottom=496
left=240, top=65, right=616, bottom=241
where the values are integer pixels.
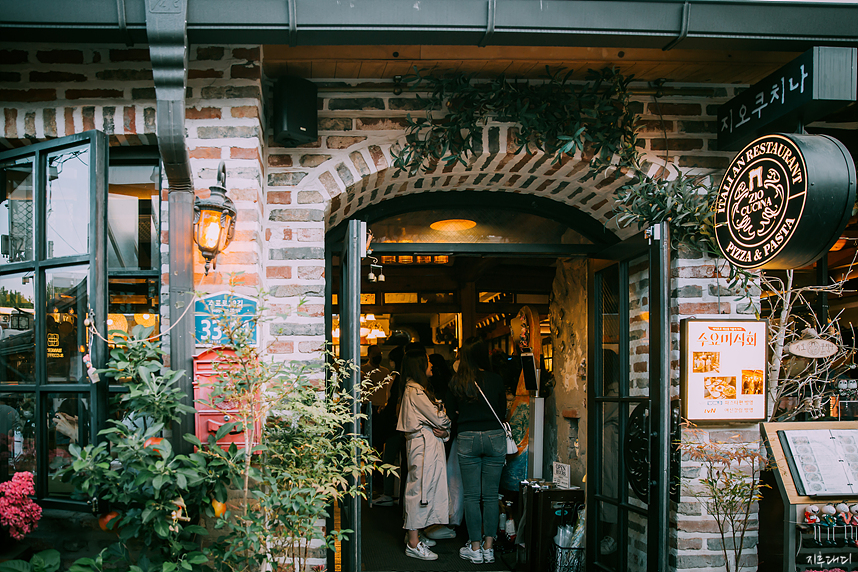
left=392, top=67, right=756, bottom=291
left=392, top=67, right=639, bottom=178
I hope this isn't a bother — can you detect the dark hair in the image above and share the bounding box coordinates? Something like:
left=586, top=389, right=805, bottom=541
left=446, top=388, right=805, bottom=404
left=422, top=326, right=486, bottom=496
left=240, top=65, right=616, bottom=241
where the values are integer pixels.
left=367, top=345, right=383, bottom=367
left=401, top=352, right=435, bottom=402
left=428, top=354, right=452, bottom=398
left=450, top=337, right=491, bottom=402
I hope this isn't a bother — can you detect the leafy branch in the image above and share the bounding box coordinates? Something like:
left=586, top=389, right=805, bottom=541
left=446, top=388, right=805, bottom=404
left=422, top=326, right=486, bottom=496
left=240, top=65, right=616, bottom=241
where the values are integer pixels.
left=391, top=66, right=756, bottom=293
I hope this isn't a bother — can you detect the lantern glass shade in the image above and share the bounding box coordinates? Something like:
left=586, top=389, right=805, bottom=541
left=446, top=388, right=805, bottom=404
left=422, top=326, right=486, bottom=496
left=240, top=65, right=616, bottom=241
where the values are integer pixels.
left=196, top=209, right=232, bottom=254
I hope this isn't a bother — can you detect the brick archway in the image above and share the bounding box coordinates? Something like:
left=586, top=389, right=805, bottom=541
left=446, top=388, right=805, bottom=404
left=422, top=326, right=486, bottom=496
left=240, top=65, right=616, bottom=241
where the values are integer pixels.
left=298, top=127, right=667, bottom=241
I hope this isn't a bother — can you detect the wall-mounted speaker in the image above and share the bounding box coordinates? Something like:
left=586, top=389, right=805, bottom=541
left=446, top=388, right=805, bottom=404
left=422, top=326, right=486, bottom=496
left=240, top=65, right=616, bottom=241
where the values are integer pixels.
left=272, top=76, right=318, bottom=147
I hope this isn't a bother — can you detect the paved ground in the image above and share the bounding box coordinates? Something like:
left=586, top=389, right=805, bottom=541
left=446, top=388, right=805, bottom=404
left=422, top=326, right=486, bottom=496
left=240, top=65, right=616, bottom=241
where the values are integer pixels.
left=361, top=501, right=514, bottom=572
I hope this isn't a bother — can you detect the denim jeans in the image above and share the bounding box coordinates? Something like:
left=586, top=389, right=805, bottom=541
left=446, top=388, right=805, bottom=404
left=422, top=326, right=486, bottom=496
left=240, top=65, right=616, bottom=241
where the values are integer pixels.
left=457, top=429, right=506, bottom=543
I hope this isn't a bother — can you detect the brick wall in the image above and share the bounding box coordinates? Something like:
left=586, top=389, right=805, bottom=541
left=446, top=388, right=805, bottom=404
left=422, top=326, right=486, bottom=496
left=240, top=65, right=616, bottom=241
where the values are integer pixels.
left=0, top=42, right=266, bottom=356
left=671, top=247, right=762, bottom=572
left=0, top=45, right=157, bottom=146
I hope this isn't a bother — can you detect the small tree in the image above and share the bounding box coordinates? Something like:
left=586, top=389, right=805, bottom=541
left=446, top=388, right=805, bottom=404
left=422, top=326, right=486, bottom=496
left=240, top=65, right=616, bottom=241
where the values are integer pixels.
left=58, top=324, right=233, bottom=572
left=196, top=291, right=394, bottom=572
left=760, top=265, right=858, bottom=421
left=679, top=426, right=769, bottom=572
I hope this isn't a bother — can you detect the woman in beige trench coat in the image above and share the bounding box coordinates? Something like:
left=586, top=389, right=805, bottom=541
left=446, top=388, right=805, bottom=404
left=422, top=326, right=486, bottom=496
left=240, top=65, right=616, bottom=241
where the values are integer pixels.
left=397, top=352, right=452, bottom=561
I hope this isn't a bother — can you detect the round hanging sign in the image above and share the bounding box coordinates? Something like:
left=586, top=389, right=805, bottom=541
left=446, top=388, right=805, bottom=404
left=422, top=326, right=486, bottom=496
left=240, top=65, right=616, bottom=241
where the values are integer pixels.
left=715, top=133, right=855, bottom=269
left=787, top=339, right=839, bottom=359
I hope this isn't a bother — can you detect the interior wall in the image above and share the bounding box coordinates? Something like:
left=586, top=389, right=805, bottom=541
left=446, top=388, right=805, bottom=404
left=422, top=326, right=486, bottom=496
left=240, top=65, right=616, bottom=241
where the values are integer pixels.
left=548, top=257, right=589, bottom=485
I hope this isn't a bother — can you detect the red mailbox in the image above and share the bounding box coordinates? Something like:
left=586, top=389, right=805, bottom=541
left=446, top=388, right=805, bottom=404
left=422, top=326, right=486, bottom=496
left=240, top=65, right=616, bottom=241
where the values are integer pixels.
left=193, top=348, right=260, bottom=451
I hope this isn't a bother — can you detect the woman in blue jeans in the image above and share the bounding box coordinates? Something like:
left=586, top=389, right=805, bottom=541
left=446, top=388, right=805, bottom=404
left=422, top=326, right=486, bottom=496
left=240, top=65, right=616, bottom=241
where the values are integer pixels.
left=445, top=337, right=507, bottom=565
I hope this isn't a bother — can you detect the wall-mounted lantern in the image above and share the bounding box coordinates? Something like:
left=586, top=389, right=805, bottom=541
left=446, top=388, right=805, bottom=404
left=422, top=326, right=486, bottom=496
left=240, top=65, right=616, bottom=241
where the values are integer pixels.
left=193, top=162, right=237, bottom=274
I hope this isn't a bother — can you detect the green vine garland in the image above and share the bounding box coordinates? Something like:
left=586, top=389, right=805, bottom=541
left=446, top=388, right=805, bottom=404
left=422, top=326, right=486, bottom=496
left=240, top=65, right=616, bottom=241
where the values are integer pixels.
left=391, top=67, right=755, bottom=293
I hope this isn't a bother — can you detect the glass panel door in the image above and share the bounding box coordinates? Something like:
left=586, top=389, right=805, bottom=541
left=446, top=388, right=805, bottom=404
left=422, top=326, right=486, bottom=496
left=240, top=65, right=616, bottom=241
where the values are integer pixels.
left=0, top=131, right=107, bottom=506
left=589, top=226, right=668, bottom=572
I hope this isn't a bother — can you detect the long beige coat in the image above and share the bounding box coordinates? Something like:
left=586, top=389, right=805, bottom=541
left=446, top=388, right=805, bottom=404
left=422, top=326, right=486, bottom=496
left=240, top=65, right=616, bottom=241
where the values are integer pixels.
left=397, top=379, right=451, bottom=530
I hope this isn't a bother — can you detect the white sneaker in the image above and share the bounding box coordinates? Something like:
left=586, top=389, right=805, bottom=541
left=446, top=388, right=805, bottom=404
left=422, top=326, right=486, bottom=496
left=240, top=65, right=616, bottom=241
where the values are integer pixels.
left=425, top=525, right=458, bottom=540
left=482, top=546, right=495, bottom=563
left=460, top=543, right=484, bottom=563
left=404, top=532, right=436, bottom=547
left=405, top=541, right=438, bottom=561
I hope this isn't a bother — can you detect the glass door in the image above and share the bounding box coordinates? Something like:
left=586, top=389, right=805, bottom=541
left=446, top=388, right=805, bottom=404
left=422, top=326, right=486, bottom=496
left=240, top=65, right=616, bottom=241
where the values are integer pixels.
left=588, top=223, right=670, bottom=572
left=0, top=131, right=108, bottom=507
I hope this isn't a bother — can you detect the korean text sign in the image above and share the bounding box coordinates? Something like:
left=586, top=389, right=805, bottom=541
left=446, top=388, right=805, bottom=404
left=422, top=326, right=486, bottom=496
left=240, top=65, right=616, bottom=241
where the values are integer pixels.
left=194, top=293, right=258, bottom=347
left=717, top=47, right=856, bottom=151
left=681, top=319, right=767, bottom=422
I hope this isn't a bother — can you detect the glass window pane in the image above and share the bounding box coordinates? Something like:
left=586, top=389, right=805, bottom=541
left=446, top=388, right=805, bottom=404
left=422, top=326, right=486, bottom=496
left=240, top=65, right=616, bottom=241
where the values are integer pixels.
left=0, top=157, right=35, bottom=265
left=45, top=266, right=88, bottom=383
left=108, top=165, right=160, bottom=270
left=602, top=401, right=620, bottom=502
left=46, top=392, right=89, bottom=498
left=600, top=265, right=619, bottom=397
left=107, top=277, right=160, bottom=379
left=628, top=255, right=649, bottom=397
left=0, top=393, right=36, bottom=483
left=627, top=510, right=648, bottom=572
left=46, top=146, right=90, bottom=260
left=0, top=273, right=35, bottom=385
left=595, top=500, right=619, bottom=570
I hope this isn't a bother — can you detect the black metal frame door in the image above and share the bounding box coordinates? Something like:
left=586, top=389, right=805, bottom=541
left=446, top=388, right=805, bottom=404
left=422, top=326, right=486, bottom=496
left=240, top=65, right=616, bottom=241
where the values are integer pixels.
left=338, top=219, right=365, bottom=572
left=587, top=223, right=670, bottom=572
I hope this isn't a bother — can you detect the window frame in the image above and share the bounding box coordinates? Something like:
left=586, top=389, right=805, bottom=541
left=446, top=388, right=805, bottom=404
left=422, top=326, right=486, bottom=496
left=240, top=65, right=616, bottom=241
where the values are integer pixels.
left=0, top=130, right=108, bottom=509
left=106, top=147, right=162, bottom=401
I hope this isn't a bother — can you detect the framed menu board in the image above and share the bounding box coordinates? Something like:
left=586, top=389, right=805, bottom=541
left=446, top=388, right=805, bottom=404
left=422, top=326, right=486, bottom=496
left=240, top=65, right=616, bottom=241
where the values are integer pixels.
left=681, top=319, right=768, bottom=423
left=780, top=429, right=858, bottom=497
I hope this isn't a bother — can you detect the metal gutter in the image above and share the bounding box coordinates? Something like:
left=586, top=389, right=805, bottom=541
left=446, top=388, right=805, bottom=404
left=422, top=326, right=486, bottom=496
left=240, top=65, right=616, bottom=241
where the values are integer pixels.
left=1, top=0, right=857, bottom=50
left=144, top=0, right=196, bottom=453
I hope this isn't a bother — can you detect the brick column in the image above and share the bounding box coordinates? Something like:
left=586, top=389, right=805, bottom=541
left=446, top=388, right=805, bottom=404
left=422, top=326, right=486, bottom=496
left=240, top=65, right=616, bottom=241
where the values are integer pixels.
left=671, top=246, right=761, bottom=572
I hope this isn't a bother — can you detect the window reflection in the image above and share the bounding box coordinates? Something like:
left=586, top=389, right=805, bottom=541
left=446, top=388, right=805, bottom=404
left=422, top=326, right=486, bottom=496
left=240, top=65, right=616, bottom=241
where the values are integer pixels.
left=108, top=165, right=160, bottom=270
left=0, top=394, right=35, bottom=484
left=46, top=392, right=88, bottom=497
left=46, top=146, right=90, bottom=260
left=107, top=277, right=160, bottom=356
left=0, top=273, right=35, bottom=385
left=45, top=267, right=88, bottom=383
left=0, top=157, right=35, bottom=264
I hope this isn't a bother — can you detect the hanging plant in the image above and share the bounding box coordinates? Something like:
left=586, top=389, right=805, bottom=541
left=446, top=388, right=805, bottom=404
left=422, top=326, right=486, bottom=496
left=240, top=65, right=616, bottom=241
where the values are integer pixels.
left=392, top=67, right=640, bottom=179
left=392, top=67, right=756, bottom=293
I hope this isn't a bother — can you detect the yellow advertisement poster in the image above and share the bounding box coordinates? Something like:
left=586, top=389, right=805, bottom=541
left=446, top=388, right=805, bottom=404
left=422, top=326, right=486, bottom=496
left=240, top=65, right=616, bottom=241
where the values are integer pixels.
left=682, top=319, right=767, bottom=422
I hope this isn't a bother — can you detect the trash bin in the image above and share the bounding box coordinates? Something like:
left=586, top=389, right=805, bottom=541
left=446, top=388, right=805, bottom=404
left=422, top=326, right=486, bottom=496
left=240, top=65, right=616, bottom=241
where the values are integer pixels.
left=551, top=542, right=585, bottom=572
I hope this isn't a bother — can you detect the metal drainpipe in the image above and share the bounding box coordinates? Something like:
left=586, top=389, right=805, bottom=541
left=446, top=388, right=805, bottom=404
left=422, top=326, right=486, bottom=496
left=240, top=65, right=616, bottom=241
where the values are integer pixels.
left=145, top=0, right=196, bottom=453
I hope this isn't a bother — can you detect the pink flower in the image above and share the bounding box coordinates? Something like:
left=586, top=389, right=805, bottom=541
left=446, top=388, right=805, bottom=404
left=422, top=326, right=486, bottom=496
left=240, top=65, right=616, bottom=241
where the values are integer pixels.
left=0, top=472, right=41, bottom=539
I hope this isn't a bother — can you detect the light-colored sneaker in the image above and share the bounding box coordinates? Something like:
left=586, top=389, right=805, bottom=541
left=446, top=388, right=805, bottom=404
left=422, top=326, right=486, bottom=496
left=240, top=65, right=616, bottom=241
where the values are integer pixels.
left=405, top=541, right=438, bottom=561
left=425, top=526, right=458, bottom=540
left=404, top=532, right=436, bottom=547
left=600, top=535, right=617, bottom=555
left=482, top=546, right=495, bottom=563
left=460, top=543, right=484, bottom=564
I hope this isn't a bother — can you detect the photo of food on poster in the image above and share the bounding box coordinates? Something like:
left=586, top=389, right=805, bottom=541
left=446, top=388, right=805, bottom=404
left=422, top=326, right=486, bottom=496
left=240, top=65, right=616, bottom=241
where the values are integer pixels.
left=682, top=320, right=767, bottom=422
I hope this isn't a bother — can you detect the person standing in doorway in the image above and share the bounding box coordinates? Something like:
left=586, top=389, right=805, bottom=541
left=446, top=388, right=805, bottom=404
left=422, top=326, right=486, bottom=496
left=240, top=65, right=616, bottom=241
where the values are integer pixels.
left=445, top=337, right=507, bottom=565
left=397, top=351, right=451, bottom=561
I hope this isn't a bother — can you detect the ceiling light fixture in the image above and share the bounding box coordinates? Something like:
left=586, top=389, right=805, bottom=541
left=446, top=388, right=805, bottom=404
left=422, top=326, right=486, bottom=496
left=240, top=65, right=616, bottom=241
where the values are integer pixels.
left=430, top=219, right=477, bottom=232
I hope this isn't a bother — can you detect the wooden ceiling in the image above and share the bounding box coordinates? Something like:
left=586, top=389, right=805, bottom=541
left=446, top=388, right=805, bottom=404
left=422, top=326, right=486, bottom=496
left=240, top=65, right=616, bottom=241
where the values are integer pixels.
left=262, top=45, right=800, bottom=85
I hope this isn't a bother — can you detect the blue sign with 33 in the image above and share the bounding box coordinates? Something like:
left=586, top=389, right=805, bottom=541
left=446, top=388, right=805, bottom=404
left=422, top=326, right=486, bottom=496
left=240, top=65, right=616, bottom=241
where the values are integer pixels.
left=194, top=293, right=258, bottom=346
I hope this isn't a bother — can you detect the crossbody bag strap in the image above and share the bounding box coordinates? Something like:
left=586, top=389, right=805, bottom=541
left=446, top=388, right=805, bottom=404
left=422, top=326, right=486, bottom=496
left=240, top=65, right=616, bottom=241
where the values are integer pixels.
left=475, top=382, right=505, bottom=430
